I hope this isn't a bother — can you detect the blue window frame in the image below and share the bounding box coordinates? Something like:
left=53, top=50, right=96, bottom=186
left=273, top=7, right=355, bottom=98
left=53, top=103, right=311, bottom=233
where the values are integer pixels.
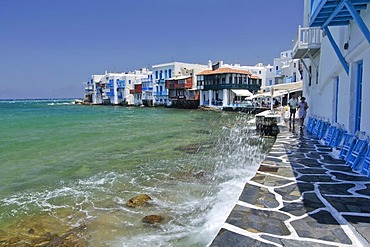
left=355, top=62, right=363, bottom=132
left=333, top=77, right=339, bottom=123
left=160, top=70, right=163, bottom=79
left=165, top=70, right=167, bottom=79
left=168, top=69, right=172, bottom=78
left=155, top=71, right=158, bottom=79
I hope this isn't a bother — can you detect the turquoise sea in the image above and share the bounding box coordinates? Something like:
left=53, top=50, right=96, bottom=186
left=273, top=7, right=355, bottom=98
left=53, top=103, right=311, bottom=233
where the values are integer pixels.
left=0, top=99, right=273, bottom=246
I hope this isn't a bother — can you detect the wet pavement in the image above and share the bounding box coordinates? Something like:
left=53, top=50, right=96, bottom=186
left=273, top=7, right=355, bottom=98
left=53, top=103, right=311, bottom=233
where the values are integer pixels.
left=211, top=125, right=370, bottom=247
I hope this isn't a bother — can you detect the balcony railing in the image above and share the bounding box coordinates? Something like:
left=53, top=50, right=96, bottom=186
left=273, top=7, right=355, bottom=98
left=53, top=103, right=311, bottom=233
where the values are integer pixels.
left=153, top=92, right=168, bottom=96
left=142, top=87, right=153, bottom=91
left=203, top=83, right=260, bottom=91
left=292, top=26, right=322, bottom=59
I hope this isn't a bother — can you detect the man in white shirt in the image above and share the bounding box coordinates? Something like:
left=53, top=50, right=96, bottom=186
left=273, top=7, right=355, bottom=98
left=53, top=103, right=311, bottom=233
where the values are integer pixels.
left=288, top=94, right=298, bottom=123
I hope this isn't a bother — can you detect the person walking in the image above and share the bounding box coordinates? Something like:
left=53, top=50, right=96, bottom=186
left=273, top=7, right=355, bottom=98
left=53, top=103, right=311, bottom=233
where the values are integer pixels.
left=297, top=97, right=309, bottom=129
left=288, top=94, right=298, bottom=124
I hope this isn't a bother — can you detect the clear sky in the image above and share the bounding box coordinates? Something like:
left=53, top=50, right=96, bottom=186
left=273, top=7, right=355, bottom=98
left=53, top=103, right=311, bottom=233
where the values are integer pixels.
left=0, top=0, right=304, bottom=99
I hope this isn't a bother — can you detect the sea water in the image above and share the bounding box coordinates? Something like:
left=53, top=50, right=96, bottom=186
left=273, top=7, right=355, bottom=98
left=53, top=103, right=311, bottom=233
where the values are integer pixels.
left=0, top=99, right=273, bottom=246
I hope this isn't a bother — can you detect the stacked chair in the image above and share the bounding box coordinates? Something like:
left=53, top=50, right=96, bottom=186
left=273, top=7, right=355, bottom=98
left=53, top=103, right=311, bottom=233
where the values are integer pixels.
left=305, top=115, right=370, bottom=177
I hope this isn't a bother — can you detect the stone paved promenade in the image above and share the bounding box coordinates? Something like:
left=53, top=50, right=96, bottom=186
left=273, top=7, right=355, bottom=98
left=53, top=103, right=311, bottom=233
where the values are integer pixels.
left=211, top=125, right=370, bottom=247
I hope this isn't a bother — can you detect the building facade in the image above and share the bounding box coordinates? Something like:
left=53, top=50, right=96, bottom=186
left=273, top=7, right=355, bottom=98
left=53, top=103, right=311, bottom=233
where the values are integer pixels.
left=273, top=50, right=302, bottom=85
left=84, top=69, right=151, bottom=105
left=197, top=61, right=262, bottom=107
left=293, top=0, right=370, bottom=134
left=151, top=62, right=207, bottom=106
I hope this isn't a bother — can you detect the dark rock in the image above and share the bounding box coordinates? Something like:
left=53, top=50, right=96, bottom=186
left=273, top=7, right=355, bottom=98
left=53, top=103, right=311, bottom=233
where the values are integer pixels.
left=126, top=194, right=152, bottom=207
left=142, top=215, right=164, bottom=224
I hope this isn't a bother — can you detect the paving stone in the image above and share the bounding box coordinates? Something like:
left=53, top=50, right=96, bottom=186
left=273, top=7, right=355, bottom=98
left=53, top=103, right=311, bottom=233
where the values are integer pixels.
left=298, top=175, right=333, bottom=183
left=319, top=183, right=355, bottom=195
left=331, top=172, right=370, bottom=182
left=226, top=205, right=290, bottom=236
left=264, top=156, right=283, bottom=163
left=291, top=210, right=352, bottom=244
left=262, top=175, right=294, bottom=187
left=280, top=192, right=326, bottom=216
left=274, top=183, right=314, bottom=201
left=274, top=167, right=296, bottom=178
left=320, top=155, right=347, bottom=164
left=305, top=152, right=323, bottom=159
left=260, top=235, right=335, bottom=247
left=295, top=167, right=327, bottom=175
left=342, top=215, right=370, bottom=243
left=356, top=184, right=370, bottom=196
left=323, top=165, right=352, bottom=172
left=251, top=173, right=267, bottom=184
left=289, top=162, right=306, bottom=169
left=323, top=196, right=370, bottom=213
left=239, top=184, right=279, bottom=208
left=296, top=158, right=323, bottom=168
left=211, top=229, right=276, bottom=247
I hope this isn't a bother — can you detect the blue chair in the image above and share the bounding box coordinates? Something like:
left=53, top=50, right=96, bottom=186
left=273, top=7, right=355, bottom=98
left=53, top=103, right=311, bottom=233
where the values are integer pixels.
left=325, top=125, right=337, bottom=146
left=312, top=119, right=322, bottom=136
left=330, top=128, right=347, bottom=148
left=360, top=144, right=370, bottom=177
left=339, top=134, right=357, bottom=161
left=347, top=139, right=368, bottom=170
left=307, top=116, right=316, bottom=133
left=318, top=121, right=330, bottom=140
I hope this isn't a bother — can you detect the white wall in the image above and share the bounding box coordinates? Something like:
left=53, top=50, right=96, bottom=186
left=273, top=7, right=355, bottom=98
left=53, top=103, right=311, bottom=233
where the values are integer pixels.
left=304, top=4, right=370, bottom=134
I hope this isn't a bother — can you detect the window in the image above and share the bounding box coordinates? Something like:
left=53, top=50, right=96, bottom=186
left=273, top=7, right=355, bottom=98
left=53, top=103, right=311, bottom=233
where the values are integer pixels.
left=160, top=85, right=163, bottom=92
left=155, top=71, right=158, bottom=79
left=309, top=66, right=312, bottom=87
left=294, top=63, right=296, bottom=68
left=333, top=77, right=339, bottom=123
left=276, top=66, right=279, bottom=70
left=129, top=80, right=131, bottom=84
left=165, top=70, right=167, bottom=79
left=269, top=68, right=272, bottom=72
left=316, top=70, right=319, bottom=84
left=355, top=62, right=363, bottom=132
left=269, top=80, right=272, bottom=85
left=259, top=71, right=261, bottom=74
left=168, top=69, right=172, bottom=78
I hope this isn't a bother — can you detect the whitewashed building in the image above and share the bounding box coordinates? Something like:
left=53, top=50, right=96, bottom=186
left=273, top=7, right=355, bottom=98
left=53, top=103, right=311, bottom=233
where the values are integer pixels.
left=197, top=61, right=262, bottom=107
left=273, top=50, right=302, bottom=85
left=151, top=62, right=208, bottom=106
left=85, top=69, right=151, bottom=105
left=293, top=0, right=370, bottom=134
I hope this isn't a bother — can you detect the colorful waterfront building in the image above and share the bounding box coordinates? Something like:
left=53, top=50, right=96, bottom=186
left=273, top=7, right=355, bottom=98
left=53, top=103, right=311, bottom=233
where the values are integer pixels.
left=151, top=62, right=208, bottom=106
left=293, top=0, right=370, bottom=134
left=84, top=74, right=105, bottom=104
left=84, top=69, right=152, bottom=105
left=197, top=61, right=262, bottom=107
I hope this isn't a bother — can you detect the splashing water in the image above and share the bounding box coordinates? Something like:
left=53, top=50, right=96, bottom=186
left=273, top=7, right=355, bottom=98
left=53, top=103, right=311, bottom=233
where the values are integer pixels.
left=0, top=100, right=273, bottom=246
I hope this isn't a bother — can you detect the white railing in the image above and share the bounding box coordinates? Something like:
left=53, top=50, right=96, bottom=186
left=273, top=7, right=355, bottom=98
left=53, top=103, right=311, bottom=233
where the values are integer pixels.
left=293, top=25, right=322, bottom=56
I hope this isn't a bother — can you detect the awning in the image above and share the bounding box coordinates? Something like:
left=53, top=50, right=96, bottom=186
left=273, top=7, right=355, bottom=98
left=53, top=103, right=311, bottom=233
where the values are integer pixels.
left=231, top=89, right=253, bottom=97
left=270, top=81, right=303, bottom=91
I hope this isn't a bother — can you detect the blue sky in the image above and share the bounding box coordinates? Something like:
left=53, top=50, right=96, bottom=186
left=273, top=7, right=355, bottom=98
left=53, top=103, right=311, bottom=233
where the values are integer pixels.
left=0, top=0, right=304, bottom=99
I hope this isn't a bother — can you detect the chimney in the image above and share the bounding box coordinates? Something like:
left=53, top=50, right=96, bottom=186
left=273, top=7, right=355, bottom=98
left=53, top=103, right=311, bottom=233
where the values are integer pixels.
left=208, top=60, right=212, bottom=69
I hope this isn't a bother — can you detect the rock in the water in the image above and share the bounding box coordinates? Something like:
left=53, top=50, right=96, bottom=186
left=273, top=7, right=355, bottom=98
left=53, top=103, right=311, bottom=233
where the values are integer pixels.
left=142, top=215, right=164, bottom=224
left=126, top=194, right=152, bottom=207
